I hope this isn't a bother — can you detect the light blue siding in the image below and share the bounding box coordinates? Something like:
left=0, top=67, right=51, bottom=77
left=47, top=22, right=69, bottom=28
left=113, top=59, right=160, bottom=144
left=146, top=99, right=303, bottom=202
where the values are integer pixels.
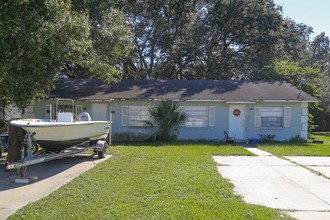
left=109, top=100, right=230, bottom=141
left=177, top=102, right=228, bottom=141
left=32, top=100, right=91, bottom=120
left=109, top=100, right=154, bottom=141
left=245, top=103, right=305, bottom=141
left=32, top=99, right=308, bottom=141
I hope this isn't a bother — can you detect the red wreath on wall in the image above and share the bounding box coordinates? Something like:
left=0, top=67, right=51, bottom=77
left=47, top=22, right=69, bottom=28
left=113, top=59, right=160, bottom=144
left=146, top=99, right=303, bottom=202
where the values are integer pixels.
left=233, top=109, right=241, bottom=117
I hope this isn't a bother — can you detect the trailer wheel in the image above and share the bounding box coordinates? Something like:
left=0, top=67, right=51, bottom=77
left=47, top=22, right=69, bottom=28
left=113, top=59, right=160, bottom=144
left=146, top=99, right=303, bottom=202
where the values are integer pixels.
left=96, top=140, right=108, bottom=159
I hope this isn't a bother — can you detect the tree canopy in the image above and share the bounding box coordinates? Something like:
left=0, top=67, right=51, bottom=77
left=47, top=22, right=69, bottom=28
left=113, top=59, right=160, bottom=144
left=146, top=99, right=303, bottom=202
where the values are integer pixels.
left=0, top=0, right=132, bottom=108
left=115, top=0, right=330, bottom=130
left=1, top=0, right=330, bottom=130
left=119, top=0, right=284, bottom=80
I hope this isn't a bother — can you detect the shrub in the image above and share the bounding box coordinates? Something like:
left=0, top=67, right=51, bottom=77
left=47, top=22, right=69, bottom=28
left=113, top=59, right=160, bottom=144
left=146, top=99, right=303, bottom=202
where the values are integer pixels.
left=259, top=134, right=276, bottom=142
left=146, top=101, right=187, bottom=141
left=289, top=135, right=306, bottom=143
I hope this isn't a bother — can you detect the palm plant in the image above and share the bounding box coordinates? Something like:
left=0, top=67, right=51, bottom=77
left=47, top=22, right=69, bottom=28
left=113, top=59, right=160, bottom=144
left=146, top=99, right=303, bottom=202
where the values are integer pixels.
left=146, top=101, right=187, bottom=141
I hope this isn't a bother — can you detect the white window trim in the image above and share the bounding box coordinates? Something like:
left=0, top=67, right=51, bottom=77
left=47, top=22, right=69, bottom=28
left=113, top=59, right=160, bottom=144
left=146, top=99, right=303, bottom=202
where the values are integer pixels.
left=254, top=106, right=291, bottom=128
left=180, top=105, right=212, bottom=128
left=209, top=106, right=215, bottom=127
left=283, top=106, right=291, bottom=128
left=121, top=105, right=151, bottom=127
left=254, top=106, right=261, bottom=127
left=121, top=105, right=128, bottom=126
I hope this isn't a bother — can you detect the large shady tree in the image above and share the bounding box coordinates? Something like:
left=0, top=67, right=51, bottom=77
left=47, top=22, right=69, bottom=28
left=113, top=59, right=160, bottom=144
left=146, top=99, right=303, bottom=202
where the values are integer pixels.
left=0, top=0, right=89, bottom=108
left=0, top=0, right=133, bottom=110
left=118, top=0, right=283, bottom=80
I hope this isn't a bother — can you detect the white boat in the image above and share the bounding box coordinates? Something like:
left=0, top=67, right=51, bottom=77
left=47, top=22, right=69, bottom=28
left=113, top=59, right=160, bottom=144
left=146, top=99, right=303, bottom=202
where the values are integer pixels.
left=10, top=99, right=112, bottom=152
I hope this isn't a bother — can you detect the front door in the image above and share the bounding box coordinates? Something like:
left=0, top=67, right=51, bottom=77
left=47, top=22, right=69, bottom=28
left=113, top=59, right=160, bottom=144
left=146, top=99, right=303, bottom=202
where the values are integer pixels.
left=229, top=105, right=246, bottom=140
left=91, top=103, right=108, bottom=121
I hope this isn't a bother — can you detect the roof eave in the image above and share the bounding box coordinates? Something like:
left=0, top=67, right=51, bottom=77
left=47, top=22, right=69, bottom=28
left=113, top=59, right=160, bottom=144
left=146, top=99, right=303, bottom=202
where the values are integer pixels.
left=225, top=101, right=257, bottom=104
left=256, top=99, right=318, bottom=103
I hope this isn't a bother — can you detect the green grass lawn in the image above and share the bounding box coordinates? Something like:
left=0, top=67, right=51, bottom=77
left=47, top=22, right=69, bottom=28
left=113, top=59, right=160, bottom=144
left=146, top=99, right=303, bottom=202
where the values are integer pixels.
left=9, top=143, right=289, bottom=220
left=258, top=133, right=330, bottom=156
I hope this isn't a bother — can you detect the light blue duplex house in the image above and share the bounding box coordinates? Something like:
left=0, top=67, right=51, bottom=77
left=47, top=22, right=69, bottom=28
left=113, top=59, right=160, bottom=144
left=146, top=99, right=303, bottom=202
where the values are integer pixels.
left=32, top=79, right=317, bottom=142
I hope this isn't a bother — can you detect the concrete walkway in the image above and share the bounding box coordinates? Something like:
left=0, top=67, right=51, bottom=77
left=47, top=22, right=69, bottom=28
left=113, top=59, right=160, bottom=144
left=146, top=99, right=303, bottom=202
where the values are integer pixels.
left=0, top=154, right=111, bottom=220
left=285, top=156, right=330, bottom=179
left=213, top=147, right=330, bottom=220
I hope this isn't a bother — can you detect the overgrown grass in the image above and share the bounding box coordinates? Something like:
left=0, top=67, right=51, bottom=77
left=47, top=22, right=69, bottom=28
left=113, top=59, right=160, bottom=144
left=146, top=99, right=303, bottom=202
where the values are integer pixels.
left=9, top=143, right=289, bottom=220
left=258, top=133, right=330, bottom=156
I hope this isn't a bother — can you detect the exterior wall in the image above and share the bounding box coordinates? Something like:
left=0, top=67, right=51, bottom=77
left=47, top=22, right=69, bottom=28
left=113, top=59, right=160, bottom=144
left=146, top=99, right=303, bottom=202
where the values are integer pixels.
left=32, top=99, right=309, bottom=142
left=33, top=99, right=92, bottom=120
left=244, top=102, right=308, bottom=141
left=109, top=100, right=230, bottom=141
left=176, top=102, right=228, bottom=141
left=109, top=100, right=155, bottom=141
left=0, top=101, right=35, bottom=120
left=109, top=100, right=308, bottom=141
left=1, top=104, right=22, bottom=120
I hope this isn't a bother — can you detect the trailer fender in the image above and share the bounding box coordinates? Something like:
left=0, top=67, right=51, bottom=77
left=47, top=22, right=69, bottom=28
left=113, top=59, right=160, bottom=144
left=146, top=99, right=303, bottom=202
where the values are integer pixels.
left=95, top=140, right=108, bottom=159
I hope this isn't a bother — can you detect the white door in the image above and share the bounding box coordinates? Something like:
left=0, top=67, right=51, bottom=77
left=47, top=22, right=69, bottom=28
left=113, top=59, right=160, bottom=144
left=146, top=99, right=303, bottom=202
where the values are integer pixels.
left=229, top=105, right=246, bottom=140
left=91, top=103, right=108, bottom=121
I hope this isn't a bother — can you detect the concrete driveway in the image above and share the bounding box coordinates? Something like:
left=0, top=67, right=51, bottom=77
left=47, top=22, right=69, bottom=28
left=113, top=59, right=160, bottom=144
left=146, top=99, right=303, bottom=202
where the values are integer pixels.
left=0, top=153, right=111, bottom=220
left=285, top=156, right=330, bottom=178
left=213, top=148, right=330, bottom=220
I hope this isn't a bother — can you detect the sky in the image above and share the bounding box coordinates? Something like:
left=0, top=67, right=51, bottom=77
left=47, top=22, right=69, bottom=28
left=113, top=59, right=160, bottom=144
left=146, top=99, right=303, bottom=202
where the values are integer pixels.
left=274, top=0, right=330, bottom=39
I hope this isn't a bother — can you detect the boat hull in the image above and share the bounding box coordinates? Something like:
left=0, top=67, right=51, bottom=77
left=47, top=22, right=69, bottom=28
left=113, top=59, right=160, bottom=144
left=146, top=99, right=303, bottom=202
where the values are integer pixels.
left=10, top=119, right=111, bottom=152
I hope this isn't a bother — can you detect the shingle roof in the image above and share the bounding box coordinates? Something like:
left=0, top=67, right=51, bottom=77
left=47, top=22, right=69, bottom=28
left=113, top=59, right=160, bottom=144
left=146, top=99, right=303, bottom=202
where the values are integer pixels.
left=49, top=79, right=317, bottom=102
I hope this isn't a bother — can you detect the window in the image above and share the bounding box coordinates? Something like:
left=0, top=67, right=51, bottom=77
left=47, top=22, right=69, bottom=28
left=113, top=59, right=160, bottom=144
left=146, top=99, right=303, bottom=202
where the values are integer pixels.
left=121, top=105, right=150, bottom=127
left=255, top=106, right=291, bottom=128
left=261, top=107, right=283, bottom=127
left=180, top=106, right=211, bottom=127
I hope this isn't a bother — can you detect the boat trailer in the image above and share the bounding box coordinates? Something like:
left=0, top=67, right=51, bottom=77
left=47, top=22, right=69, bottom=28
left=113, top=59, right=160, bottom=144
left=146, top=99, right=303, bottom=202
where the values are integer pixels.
left=6, top=132, right=109, bottom=184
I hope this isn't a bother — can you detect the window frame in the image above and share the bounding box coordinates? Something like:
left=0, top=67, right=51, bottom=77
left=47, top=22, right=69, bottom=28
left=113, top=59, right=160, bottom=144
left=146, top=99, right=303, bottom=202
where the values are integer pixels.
left=180, top=105, right=214, bottom=128
left=121, top=105, right=151, bottom=127
left=254, top=106, right=291, bottom=128
left=261, top=107, right=283, bottom=128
